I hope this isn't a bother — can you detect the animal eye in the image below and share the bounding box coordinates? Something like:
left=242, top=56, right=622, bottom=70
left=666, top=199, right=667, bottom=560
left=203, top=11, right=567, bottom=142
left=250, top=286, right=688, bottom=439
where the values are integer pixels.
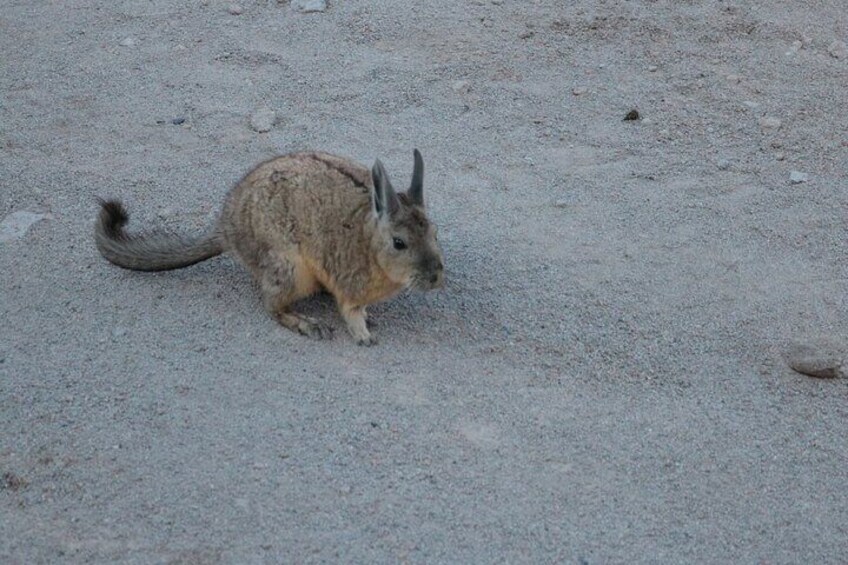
left=393, top=237, right=407, bottom=250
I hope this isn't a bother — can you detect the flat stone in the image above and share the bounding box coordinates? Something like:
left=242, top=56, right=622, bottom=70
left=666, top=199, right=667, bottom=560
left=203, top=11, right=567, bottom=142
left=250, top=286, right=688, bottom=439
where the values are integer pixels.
left=758, top=116, right=782, bottom=130
left=0, top=211, right=52, bottom=242
left=250, top=107, right=276, bottom=133
left=789, top=170, right=809, bottom=184
left=785, top=339, right=846, bottom=378
left=228, top=4, right=243, bottom=15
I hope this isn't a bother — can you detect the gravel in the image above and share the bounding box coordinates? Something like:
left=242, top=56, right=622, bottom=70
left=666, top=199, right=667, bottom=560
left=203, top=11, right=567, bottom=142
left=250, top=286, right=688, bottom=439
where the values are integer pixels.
left=2, top=1, right=847, bottom=563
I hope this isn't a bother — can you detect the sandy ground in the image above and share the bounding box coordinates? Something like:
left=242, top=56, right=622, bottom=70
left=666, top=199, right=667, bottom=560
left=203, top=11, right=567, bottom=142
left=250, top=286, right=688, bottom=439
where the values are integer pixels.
left=2, top=0, right=847, bottom=562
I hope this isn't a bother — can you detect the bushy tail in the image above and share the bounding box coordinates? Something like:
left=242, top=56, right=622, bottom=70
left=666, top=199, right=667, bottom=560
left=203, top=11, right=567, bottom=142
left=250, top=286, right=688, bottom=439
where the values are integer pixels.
left=94, top=199, right=224, bottom=272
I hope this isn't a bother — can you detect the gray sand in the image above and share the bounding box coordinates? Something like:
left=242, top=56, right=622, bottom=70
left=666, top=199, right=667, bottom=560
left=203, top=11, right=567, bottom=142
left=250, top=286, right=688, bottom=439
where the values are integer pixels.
left=2, top=1, right=847, bottom=563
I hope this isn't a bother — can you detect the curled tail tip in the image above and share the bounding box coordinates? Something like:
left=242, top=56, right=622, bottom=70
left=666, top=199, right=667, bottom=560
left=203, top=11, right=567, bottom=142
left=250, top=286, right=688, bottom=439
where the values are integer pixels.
left=97, top=198, right=129, bottom=239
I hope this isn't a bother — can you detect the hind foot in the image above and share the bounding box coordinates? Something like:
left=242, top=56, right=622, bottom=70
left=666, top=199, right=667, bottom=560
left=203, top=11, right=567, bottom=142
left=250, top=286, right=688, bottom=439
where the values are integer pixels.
left=275, top=311, right=334, bottom=340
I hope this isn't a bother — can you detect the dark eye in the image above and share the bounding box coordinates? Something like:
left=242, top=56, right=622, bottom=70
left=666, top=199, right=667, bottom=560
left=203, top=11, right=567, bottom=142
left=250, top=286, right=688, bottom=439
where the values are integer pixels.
left=393, top=237, right=407, bottom=250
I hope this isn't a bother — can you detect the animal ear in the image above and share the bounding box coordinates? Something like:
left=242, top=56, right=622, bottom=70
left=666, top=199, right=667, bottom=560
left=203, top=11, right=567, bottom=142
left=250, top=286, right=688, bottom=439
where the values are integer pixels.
left=408, top=148, right=424, bottom=207
left=371, top=158, right=400, bottom=219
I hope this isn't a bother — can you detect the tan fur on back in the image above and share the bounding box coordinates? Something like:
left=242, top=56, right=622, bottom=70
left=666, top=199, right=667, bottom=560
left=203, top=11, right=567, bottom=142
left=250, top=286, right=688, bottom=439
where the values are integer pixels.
left=221, top=152, right=401, bottom=304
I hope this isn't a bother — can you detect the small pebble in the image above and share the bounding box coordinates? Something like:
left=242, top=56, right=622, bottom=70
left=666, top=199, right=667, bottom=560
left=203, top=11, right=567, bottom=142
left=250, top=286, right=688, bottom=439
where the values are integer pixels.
left=758, top=116, right=782, bottom=130
left=119, top=37, right=136, bottom=47
left=726, top=73, right=742, bottom=83
left=775, top=152, right=785, bottom=161
left=553, top=200, right=569, bottom=208
left=648, top=65, right=658, bottom=72
left=171, top=117, right=186, bottom=125
left=292, top=0, right=327, bottom=12
left=0, top=211, right=52, bottom=243
left=742, top=100, right=760, bottom=109
left=451, top=80, right=471, bottom=94
left=250, top=107, right=276, bottom=133
left=828, top=40, right=847, bottom=59
left=623, top=109, right=640, bottom=121
left=716, top=158, right=731, bottom=171
left=228, top=4, right=243, bottom=15
left=789, top=170, right=809, bottom=184
left=785, top=40, right=802, bottom=56
left=572, top=86, right=588, bottom=96
left=785, top=339, right=846, bottom=378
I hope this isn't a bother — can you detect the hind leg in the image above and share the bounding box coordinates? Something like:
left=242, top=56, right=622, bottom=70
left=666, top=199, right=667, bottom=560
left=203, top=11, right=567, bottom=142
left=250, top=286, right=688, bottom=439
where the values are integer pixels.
left=258, top=256, right=333, bottom=340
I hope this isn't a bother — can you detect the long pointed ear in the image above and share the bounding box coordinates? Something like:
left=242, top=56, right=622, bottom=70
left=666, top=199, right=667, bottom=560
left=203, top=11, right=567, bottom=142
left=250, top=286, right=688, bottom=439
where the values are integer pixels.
left=408, top=148, right=424, bottom=207
left=371, top=158, right=400, bottom=219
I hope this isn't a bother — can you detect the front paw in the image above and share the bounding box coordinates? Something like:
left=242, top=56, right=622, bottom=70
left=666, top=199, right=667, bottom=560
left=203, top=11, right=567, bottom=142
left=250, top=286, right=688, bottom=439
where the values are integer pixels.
left=355, top=334, right=378, bottom=346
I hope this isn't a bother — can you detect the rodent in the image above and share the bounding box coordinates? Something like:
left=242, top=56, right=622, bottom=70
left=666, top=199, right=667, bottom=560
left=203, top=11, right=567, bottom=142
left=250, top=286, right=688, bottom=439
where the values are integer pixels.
left=94, top=149, right=445, bottom=345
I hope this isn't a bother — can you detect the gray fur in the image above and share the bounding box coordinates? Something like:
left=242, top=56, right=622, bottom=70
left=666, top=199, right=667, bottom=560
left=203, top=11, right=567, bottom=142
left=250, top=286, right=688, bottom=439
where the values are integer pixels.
left=94, top=200, right=224, bottom=272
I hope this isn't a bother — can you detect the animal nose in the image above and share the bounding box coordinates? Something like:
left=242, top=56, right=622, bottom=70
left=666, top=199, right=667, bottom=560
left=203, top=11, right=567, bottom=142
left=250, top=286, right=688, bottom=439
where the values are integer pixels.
left=429, top=261, right=444, bottom=285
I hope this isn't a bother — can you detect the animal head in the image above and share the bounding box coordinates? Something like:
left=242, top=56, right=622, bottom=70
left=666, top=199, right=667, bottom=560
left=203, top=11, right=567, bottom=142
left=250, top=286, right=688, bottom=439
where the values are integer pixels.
left=369, top=149, right=444, bottom=291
